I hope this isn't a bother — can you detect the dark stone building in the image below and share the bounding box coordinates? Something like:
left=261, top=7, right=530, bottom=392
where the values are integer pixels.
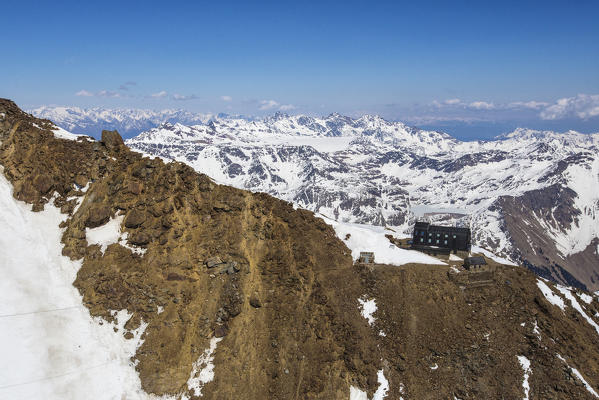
left=464, top=256, right=487, bottom=271
left=411, top=222, right=471, bottom=254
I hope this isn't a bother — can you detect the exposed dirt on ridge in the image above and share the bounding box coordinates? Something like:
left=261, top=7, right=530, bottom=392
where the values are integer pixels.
left=2, top=98, right=599, bottom=399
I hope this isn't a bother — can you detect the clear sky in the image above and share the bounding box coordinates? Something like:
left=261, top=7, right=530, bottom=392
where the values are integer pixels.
left=2, top=0, right=598, bottom=139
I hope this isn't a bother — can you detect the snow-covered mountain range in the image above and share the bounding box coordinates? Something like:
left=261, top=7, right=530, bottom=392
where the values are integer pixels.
left=30, top=106, right=215, bottom=137
left=125, top=113, right=599, bottom=291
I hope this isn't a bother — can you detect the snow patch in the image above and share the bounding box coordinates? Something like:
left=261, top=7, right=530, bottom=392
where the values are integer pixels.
left=517, top=356, right=531, bottom=400
left=471, top=245, right=517, bottom=266
left=85, top=215, right=147, bottom=256
left=556, top=354, right=599, bottom=398
left=85, top=215, right=124, bottom=254
left=578, top=292, right=593, bottom=304
left=358, top=297, right=377, bottom=326
left=536, top=279, right=566, bottom=310
left=52, top=125, right=86, bottom=141
left=119, top=232, right=148, bottom=256
left=449, top=254, right=463, bottom=261
left=348, top=369, right=389, bottom=400
left=532, top=320, right=541, bottom=340
left=186, top=337, right=222, bottom=397
left=349, top=387, right=368, bottom=400
left=373, top=369, right=389, bottom=400
left=556, top=285, right=599, bottom=336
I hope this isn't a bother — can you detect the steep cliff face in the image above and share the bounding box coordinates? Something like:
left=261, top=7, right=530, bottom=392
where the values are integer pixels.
left=2, top=99, right=599, bottom=399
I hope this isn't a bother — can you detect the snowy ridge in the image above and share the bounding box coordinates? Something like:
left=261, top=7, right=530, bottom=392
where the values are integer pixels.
left=125, top=112, right=599, bottom=289
left=30, top=106, right=214, bottom=137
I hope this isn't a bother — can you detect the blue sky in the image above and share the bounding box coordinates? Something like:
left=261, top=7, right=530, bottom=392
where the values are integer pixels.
left=2, top=0, right=599, bottom=139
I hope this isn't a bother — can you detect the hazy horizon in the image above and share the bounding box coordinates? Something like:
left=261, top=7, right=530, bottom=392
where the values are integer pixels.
left=3, top=0, right=598, bottom=140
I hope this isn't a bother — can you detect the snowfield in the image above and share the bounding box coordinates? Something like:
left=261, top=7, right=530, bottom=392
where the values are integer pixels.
left=321, top=214, right=446, bottom=266
left=0, top=173, right=168, bottom=400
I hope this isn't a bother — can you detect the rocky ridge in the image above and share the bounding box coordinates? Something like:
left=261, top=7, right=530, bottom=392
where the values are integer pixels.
left=124, top=116, right=599, bottom=291
left=2, top=99, right=599, bottom=399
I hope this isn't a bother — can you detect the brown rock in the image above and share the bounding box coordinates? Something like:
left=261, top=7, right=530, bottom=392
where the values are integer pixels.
left=205, top=256, right=223, bottom=268
left=166, top=272, right=186, bottom=281
left=129, top=232, right=150, bottom=246
left=128, top=181, right=143, bottom=195
left=33, top=174, right=53, bottom=194
left=101, top=130, right=125, bottom=151
left=85, top=204, right=111, bottom=228
left=161, top=215, right=172, bottom=229
left=74, top=175, right=88, bottom=188
left=214, top=325, right=228, bottom=338
left=15, top=181, right=37, bottom=203
left=124, top=209, right=146, bottom=228
left=249, top=293, right=262, bottom=308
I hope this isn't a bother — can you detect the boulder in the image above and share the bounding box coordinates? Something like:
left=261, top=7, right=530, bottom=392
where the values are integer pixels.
left=128, top=181, right=143, bottom=195
left=74, top=175, right=88, bottom=188
left=85, top=204, right=111, bottom=228
left=166, top=272, right=185, bottom=281
left=249, top=293, right=262, bottom=308
left=214, top=324, right=228, bottom=338
left=101, top=130, right=125, bottom=151
left=129, top=232, right=150, bottom=246
left=224, top=261, right=240, bottom=274
left=124, top=209, right=146, bottom=228
left=205, top=256, right=223, bottom=268
left=33, top=174, right=53, bottom=194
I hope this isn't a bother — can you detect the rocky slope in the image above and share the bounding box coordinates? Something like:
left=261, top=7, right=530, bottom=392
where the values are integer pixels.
left=124, top=115, right=599, bottom=291
left=2, top=99, right=599, bottom=399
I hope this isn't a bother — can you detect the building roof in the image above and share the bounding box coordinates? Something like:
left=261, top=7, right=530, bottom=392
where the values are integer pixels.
left=413, top=222, right=470, bottom=233
left=464, top=256, right=486, bottom=265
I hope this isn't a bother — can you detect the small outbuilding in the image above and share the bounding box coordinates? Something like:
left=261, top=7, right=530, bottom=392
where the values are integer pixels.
left=463, top=256, right=487, bottom=271
left=359, top=252, right=375, bottom=264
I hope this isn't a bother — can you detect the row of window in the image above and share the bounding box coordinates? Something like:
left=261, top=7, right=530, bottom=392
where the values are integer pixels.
left=419, top=238, right=449, bottom=245
left=416, top=231, right=457, bottom=239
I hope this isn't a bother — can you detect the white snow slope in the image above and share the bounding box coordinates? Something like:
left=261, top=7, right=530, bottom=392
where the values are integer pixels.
left=0, top=173, right=167, bottom=400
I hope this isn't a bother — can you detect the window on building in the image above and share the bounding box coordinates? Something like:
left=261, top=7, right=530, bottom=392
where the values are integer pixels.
left=444, top=240, right=448, bottom=245
left=428, top=238, right=432, bottom=243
